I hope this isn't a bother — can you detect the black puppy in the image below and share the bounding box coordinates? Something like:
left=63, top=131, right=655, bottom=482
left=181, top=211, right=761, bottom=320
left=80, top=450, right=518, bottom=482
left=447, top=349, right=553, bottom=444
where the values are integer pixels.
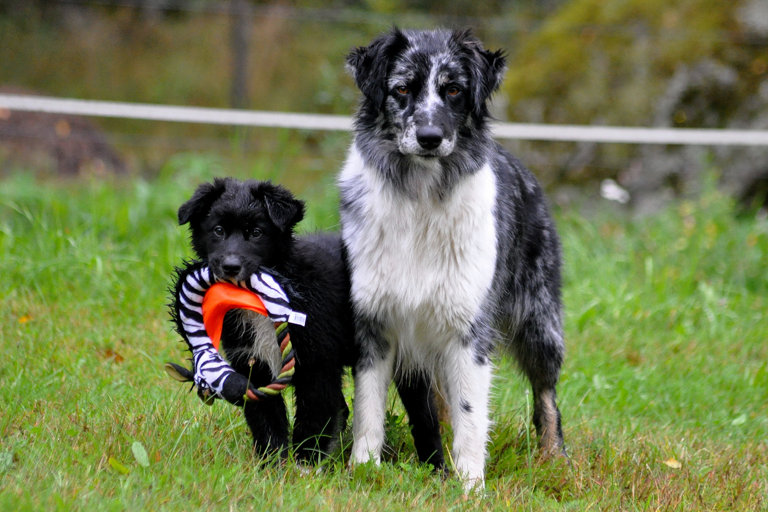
left=175, top=178, right=356, bottom=461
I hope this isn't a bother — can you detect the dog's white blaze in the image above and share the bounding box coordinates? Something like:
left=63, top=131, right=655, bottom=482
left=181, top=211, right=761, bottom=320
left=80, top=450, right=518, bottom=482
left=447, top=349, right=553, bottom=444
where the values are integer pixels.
left=423, top=56, right=443, bottom=125
left=340, top=144, right=498, bottom=488
left=397, top=56, right=457, bottom=157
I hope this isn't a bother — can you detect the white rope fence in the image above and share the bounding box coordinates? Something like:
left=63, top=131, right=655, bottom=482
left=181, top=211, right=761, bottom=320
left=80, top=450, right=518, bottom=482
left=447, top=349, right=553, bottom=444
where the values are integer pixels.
left=2, top=93, right=768, bottom=146
left=0, top=94, right=352, bottom=131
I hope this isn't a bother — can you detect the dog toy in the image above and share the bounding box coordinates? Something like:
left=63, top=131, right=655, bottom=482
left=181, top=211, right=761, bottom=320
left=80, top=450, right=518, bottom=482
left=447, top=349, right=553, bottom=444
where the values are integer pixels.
left=166, top=262, right=305, bottom=406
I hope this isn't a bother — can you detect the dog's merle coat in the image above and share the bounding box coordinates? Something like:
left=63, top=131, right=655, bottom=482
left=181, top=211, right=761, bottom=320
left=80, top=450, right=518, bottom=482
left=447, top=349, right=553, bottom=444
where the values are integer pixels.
left=340, top=28, right=565, bottom=489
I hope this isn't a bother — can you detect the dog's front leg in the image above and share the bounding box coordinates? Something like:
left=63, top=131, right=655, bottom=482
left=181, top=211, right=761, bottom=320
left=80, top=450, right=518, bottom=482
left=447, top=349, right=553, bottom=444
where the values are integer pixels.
left=441, top=342, right=492, bottom=492
left=350, top=341, right=395, bottom=466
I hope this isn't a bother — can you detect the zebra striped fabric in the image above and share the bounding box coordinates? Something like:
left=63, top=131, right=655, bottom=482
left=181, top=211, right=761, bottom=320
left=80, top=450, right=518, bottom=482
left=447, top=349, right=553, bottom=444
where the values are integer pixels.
left=175, top=264, right=305, bottom=399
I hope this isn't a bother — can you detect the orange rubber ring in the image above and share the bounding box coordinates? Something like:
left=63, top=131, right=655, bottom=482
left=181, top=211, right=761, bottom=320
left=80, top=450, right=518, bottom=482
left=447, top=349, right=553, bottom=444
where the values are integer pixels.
left=202, top=282, right=269, bottom=350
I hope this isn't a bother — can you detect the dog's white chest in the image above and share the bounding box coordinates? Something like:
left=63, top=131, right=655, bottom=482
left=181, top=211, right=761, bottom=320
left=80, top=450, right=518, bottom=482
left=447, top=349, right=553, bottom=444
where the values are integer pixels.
left=340, top=148, right=498, bottom=349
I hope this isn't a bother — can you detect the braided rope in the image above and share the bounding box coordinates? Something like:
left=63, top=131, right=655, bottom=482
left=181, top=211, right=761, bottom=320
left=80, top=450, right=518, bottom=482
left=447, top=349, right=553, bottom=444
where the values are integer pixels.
left=246, top=322, right=296, bottom=402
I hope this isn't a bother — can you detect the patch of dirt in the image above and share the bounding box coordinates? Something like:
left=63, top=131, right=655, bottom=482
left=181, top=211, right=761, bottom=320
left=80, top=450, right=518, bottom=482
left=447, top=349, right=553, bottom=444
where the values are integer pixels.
left=0, top=87, right=126, bottom=176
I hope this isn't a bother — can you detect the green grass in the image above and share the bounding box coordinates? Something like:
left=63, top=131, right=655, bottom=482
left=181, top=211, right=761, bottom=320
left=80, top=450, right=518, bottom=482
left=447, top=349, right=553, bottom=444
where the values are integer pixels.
left=1, top=164, right=766, bottom=510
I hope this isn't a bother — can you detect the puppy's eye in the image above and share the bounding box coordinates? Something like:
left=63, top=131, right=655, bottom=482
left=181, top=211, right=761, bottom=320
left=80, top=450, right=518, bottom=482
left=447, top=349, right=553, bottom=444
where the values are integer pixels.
left=249, top=227, right=263, bottom=239
left=213, top=226, right=225, bottom=238
left=446, top=86, right=461, bottom=97
left=395, top=86, right=409, bottom=96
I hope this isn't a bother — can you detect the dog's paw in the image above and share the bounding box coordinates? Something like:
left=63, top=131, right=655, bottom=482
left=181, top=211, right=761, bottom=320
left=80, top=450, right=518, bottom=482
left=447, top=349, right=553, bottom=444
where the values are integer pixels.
left=460, top=475, right=486, bottom=495
left=453, top=455, right=486, bottom=494
left=349, top=442, right=382, bottom=467
left=296, top=462, right=325, bottom=477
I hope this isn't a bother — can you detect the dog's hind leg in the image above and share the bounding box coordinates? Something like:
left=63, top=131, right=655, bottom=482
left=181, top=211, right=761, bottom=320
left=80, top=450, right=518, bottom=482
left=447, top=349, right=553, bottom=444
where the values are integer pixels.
left=533, top=386, right=564, bottom=457
left=395, top=372, right=445, bottom=471
left=513, top=314, right=566, bottom=457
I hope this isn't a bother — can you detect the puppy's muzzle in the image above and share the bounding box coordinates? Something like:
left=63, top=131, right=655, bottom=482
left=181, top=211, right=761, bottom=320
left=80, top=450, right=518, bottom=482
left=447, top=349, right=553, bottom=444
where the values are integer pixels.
left=219, top=255, right=243, bottom=279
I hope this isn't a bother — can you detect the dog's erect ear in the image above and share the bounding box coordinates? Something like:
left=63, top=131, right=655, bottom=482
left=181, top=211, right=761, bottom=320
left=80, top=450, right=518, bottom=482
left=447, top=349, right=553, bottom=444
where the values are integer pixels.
left=452, top=29, right=507, bottom=117
left=346, top=28, right=409, bottom=107
left=252, top=182, right=305, bottom=233
left=178, top=179, right=227, bottom=225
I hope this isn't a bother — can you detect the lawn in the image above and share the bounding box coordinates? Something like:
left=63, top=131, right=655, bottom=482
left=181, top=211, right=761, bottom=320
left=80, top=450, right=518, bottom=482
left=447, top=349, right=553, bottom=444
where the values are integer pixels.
left=0, top=161, right=766, bottom=510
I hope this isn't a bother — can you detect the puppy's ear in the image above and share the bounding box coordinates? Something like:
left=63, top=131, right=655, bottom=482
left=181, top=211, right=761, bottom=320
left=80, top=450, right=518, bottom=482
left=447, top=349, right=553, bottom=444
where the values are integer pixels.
left=346, top=27, right=409, bottom=107
left=452, top=29, right=507, bottom=117
left=252, top=183, right=305, bottom=233
left=178, top=179, right=227, bottom=225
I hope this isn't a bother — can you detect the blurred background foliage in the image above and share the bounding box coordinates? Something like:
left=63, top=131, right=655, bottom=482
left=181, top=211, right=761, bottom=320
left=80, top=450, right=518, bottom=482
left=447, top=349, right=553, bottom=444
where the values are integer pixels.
left=1, top=0, right=767, bottom=211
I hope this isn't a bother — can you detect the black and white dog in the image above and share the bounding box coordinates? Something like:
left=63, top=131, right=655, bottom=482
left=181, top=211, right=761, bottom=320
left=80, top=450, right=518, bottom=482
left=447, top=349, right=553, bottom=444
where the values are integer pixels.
left=339, top=28, right=566, bottom=490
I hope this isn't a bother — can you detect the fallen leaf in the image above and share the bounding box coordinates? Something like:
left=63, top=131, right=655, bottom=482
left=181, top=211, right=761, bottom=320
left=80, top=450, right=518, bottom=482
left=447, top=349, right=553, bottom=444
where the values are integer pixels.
left=663, top=457, right=682, bottom=469
left=18, top=315, right=32, bottom=324
left=131, top=441, right=149, bottom=468
left=108, top=456, right=130, bottom=475
left=731, top=413, right=747, bottom=426
left=103, top=348, right=125, bottom=364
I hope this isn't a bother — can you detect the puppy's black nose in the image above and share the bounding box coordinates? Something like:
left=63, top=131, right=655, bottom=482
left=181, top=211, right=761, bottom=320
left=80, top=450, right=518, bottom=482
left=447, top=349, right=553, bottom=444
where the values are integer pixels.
left=416, top=126, right=443, bottom=150
left=220, top=256, right=242, bottom=277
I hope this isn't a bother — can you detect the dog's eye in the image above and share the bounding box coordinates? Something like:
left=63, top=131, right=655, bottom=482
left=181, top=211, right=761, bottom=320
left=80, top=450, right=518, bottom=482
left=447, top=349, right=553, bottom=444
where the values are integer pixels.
left=249, top=227, right=263, bottom=239
left=395, top=86, right=409, bottom=96
left=446, top=86, right=461, bottom=97
left=213, top=226, right=225, bottom=238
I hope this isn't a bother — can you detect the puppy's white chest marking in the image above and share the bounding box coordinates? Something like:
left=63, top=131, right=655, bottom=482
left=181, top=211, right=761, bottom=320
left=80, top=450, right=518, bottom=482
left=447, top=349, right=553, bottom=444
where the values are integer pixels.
left=341, top=147, right=498, bottom=358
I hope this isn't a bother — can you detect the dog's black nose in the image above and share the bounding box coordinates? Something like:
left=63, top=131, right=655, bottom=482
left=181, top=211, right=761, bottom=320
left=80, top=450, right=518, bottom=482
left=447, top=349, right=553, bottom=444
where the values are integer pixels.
left=220, top=256, right=242, bottom=277
left=416, top=126, right=443, bottom=150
